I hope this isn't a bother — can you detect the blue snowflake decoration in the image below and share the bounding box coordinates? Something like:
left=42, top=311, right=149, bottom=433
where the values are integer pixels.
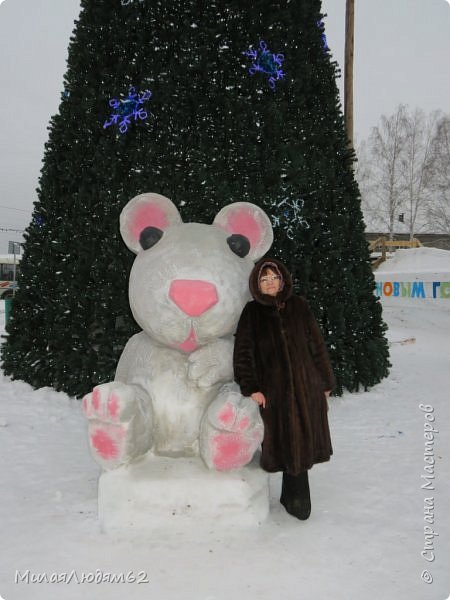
left=317, top=21, right=329, bottom=51
left=243, top=40, right=285, bottom=90
left=270, top=197, right=309, bottom=240
left=103, top=86, right=152, bottom=134
left=33, top=215, right=45, bottom=227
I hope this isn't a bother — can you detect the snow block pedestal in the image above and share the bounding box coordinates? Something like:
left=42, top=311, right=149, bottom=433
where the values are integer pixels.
left=98, top=453, right=269, bottom=534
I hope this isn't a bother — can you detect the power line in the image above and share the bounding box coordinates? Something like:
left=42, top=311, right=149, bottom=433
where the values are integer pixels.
left=0, top=227, right=25, bottom=233
left=0, top=205, right=31, bottom=213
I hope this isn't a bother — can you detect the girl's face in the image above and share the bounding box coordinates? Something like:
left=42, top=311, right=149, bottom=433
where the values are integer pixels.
left=259, top=268, right=282, bottom=296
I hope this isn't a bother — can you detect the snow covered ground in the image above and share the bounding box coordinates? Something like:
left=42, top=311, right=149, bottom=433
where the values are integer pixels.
left=1, top=278, right=449, bottom=599
left=376, top=246, right=450, bottom=275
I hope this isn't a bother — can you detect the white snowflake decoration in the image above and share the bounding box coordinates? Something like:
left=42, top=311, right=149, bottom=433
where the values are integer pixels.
left=270, top=197, right=310, bottom=240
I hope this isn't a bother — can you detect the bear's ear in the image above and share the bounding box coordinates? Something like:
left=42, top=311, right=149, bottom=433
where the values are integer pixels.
left=213, top=202, right=273, bottom=260
left=120, top=193, right=182, bottom=253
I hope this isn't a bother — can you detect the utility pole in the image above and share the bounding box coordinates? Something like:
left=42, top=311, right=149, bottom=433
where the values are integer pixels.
left=344, top=0, right=355, bottom=148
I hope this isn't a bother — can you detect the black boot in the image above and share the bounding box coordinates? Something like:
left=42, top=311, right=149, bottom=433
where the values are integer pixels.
left=280, top=471, right=311, bottom=520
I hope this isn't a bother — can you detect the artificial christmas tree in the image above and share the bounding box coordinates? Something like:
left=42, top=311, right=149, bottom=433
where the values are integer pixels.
left=2, top=0, right=389, bottom=397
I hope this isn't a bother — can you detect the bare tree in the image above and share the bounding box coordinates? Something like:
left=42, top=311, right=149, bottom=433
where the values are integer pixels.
left=356, top=106, right=448, bottom=238
left=354, top=139, right=382, bottom=231
left=400, top=109, right=440, bottom=239
left=356, top=105, right=408, bottom=238
left=424, top=115, right=450, bottom=233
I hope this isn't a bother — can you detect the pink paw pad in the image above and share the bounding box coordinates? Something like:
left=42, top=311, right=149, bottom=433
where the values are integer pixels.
left=107, top=393, right=120, bottom=420
left=82, top=396, right=89, bottom=415
left=90, top=424, right=126, bottom=460
left=212, top=433, right=253, bottom=470
left=237, top=416, right=250, bottom=431
left=92, top=388, right=101, bottom=411
left=217, top=403, right=236, bottom=427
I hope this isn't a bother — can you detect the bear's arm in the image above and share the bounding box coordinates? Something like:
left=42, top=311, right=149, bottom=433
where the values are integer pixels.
left=115, top=332, right=157, bottom=384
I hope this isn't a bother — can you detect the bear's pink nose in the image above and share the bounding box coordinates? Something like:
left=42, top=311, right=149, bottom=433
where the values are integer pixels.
left=169, top=280, right=218, bottom=316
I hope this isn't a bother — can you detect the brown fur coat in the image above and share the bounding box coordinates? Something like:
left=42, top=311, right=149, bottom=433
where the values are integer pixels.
left=233, top=258, right=335, bottom=475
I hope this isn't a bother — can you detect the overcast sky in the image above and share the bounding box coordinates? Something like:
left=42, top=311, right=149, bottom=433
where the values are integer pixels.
left=0, top=0, right=449, bottom=251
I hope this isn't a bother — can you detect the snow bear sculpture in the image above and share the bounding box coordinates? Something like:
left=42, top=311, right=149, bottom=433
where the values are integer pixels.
left=82, top=193, right=273, bottom=473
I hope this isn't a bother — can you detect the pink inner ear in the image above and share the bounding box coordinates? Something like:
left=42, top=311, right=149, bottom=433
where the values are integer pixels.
left=130, top=204, right=169, bottom=241
left=226, top=209, right=262, bottom=247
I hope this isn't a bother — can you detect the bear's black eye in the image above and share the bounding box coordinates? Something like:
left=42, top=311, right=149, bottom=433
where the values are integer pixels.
left=139, top=226, right=163, bottom=250
left=227, top=234, right=250, bottom=258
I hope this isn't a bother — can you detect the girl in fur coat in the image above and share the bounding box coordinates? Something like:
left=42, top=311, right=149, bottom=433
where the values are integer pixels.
left=233, top=258, right=335, bottom=520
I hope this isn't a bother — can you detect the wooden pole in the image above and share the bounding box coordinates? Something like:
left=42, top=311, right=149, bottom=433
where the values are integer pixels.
left=344, top=0, right=355, bottom=148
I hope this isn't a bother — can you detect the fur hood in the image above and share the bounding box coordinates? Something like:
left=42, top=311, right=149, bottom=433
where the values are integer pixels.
left=249, top=257, right=293, bottom=306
